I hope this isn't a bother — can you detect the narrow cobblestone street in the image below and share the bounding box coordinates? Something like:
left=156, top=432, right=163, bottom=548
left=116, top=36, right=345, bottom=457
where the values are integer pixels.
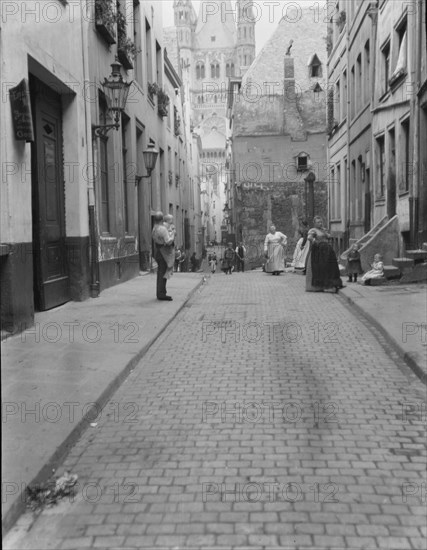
left=5, top=272, right=426, bottom=550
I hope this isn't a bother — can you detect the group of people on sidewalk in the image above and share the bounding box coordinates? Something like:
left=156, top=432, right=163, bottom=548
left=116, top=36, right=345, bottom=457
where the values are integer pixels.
left=152, top=210, right=384, bottom=300
left=208, top=242, right=247, bottom=275
left=264, top=216, right=386, bottom=292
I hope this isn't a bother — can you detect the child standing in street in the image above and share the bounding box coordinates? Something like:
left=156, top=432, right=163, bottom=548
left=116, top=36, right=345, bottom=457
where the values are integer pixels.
left=209, top=253, right=217, bottom=274
left=346, top=243, right=363, bottom=283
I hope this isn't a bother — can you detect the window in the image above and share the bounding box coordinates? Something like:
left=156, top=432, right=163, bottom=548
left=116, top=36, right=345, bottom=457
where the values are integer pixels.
left=159, top=148, right=165, bottom=208
left=133, top=1, right=142, bottom=85
left=336, top=163, right=341, bottom=219
left=211, top=63, right=219, bottom=78
left=376, top=135, right=385, bottom=198
left=350, top=66, right=355, bottom=119
left=364, top=40, right=370, bottom=105
left=356, top=54, right=362, bottom=114
left=381, top=40, right=390, bottom=95
left=400, top=118, right=410, bottom=192
left=296, top=152, right=309, bottom=171
left=342, top=69, right=347, bottom=119
left=211, top=35, right=216, bottom=42
left=351, top=160, right=356, bottom=220
left=156, top=41, right=161, bottom=86
left=390, top=18, right=407, bottom=86
left=389, top=128, right=396, bottom=199
left=99, top=95, right=110, bottom=233
left=196, top=62, right=205, bottom=79
left=145, top=19, right=152, bottom=84
left=308, top=54, right=323, bottom=77
left=357, top=156, right=363, bottom=220
left=335, top=79, right=340, bottom=123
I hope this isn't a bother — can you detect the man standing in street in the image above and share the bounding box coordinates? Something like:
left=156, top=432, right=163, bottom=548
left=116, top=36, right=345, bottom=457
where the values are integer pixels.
left=152, top=212, right=174, bottom=301
left=235, top=242, right=247, bottom=272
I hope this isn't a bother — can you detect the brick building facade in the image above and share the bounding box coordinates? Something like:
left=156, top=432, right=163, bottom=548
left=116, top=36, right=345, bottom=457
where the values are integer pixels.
left=227, top=4, right=328, bottom=267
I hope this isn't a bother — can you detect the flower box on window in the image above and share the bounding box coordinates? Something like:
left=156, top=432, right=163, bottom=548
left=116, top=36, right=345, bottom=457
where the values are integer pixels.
left=95, top=0, right=117, bottom=44
left=174, top=111, right=181, bottom=136
left=148, top=82, right=160, bottom=101
left=158, top=103, right=169, bottom=117
left=157, top=89, right=170, bottom=117
left=96, top=20, right=117, bottom=44
left=117, top=7, right=140, bottom=70
left=118, top=48, right=133, bottom=70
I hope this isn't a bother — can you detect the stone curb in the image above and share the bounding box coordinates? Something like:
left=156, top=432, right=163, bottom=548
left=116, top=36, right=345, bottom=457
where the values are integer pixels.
left=1, top=277, right=206, bottom=537
left=338, top=291, right=427, bottom=385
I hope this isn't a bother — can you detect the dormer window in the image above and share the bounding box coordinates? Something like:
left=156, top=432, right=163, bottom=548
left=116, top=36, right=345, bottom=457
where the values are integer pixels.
left=296, top=152, right=310, bottom=171
left=308, top=54, right=322, bottom=78
left=211, top=36, right=216, bottom=42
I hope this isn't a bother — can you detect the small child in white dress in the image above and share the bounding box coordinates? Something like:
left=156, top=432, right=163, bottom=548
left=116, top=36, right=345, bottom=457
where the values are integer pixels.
left=361, top=254, right=384, bottom=285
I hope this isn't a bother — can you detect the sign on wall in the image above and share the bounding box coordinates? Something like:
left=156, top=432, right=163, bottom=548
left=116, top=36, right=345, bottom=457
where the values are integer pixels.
left=9, top=78, right=34, bottom=142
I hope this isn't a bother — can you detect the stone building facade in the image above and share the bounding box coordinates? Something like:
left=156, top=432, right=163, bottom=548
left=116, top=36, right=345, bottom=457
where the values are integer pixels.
left=327, top=0, right=427, bottom=261
left=0, top=0, right=201, bottom=335
left=227, top=4, right=329, bottom=267
left=167, top=0, right=256, bottom=245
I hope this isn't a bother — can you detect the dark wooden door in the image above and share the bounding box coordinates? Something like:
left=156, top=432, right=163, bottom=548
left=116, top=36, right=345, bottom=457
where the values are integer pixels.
left=31, top=76, right=70, bottom=310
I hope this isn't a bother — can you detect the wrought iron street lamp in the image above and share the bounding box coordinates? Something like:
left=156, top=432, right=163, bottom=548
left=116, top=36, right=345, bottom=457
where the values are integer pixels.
left=93, top=59, right=132, bottom=138
left=135, top=142, right=159, bottom=184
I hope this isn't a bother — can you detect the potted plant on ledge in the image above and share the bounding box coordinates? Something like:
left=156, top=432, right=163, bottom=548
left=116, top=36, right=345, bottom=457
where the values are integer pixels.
left=116, top=5, right=139, bottom=70
left=148, top=82, right=160, bottom=102
left=95, top=0, right=117, bottom=45
left=174, top=111, right=181, bottom=136
left=157, top=89, right=170, bottom=117
left=118, top=37, right=139, bottom=70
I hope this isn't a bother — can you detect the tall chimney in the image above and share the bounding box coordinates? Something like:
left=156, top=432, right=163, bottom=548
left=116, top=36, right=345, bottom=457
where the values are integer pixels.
left=284, top=57, right=295, bottom=100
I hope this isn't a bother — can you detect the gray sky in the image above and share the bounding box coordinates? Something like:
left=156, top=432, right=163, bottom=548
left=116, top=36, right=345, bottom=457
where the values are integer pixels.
left=161, top=0, right=289, bottom=56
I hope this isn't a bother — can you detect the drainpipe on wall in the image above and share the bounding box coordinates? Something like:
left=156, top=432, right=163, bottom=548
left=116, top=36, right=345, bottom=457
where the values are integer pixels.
left=411, top=0, right=423, bottom=246
left=345, top=15, right=351, bottom=248
left=368, top=1, right=379, bottom=240
left=80, top=0, right=100, bottom=297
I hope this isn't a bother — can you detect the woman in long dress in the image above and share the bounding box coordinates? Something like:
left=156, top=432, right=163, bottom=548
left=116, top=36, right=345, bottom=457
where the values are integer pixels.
left=264, top=224, right=287, bottom=275
left=305, top=216, right=343, bottom=292
left=291, top=230, right=310, bottom=272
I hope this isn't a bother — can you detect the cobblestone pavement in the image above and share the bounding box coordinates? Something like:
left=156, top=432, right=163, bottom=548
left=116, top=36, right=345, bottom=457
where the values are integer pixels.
left=4, top=272, right=426, bottom=550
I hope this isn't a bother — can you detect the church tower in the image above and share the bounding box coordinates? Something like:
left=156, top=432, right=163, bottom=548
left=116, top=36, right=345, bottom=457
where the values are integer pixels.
left=173, top=0, right=195, bottom=73
left=236, top=0, right=256, bottom=75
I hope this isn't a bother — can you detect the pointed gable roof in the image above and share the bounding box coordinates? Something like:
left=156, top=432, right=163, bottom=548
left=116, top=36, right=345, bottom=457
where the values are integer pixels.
left=195, top=0, right=236, bottom=49
left=241, top=4, right=327, bottom=93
